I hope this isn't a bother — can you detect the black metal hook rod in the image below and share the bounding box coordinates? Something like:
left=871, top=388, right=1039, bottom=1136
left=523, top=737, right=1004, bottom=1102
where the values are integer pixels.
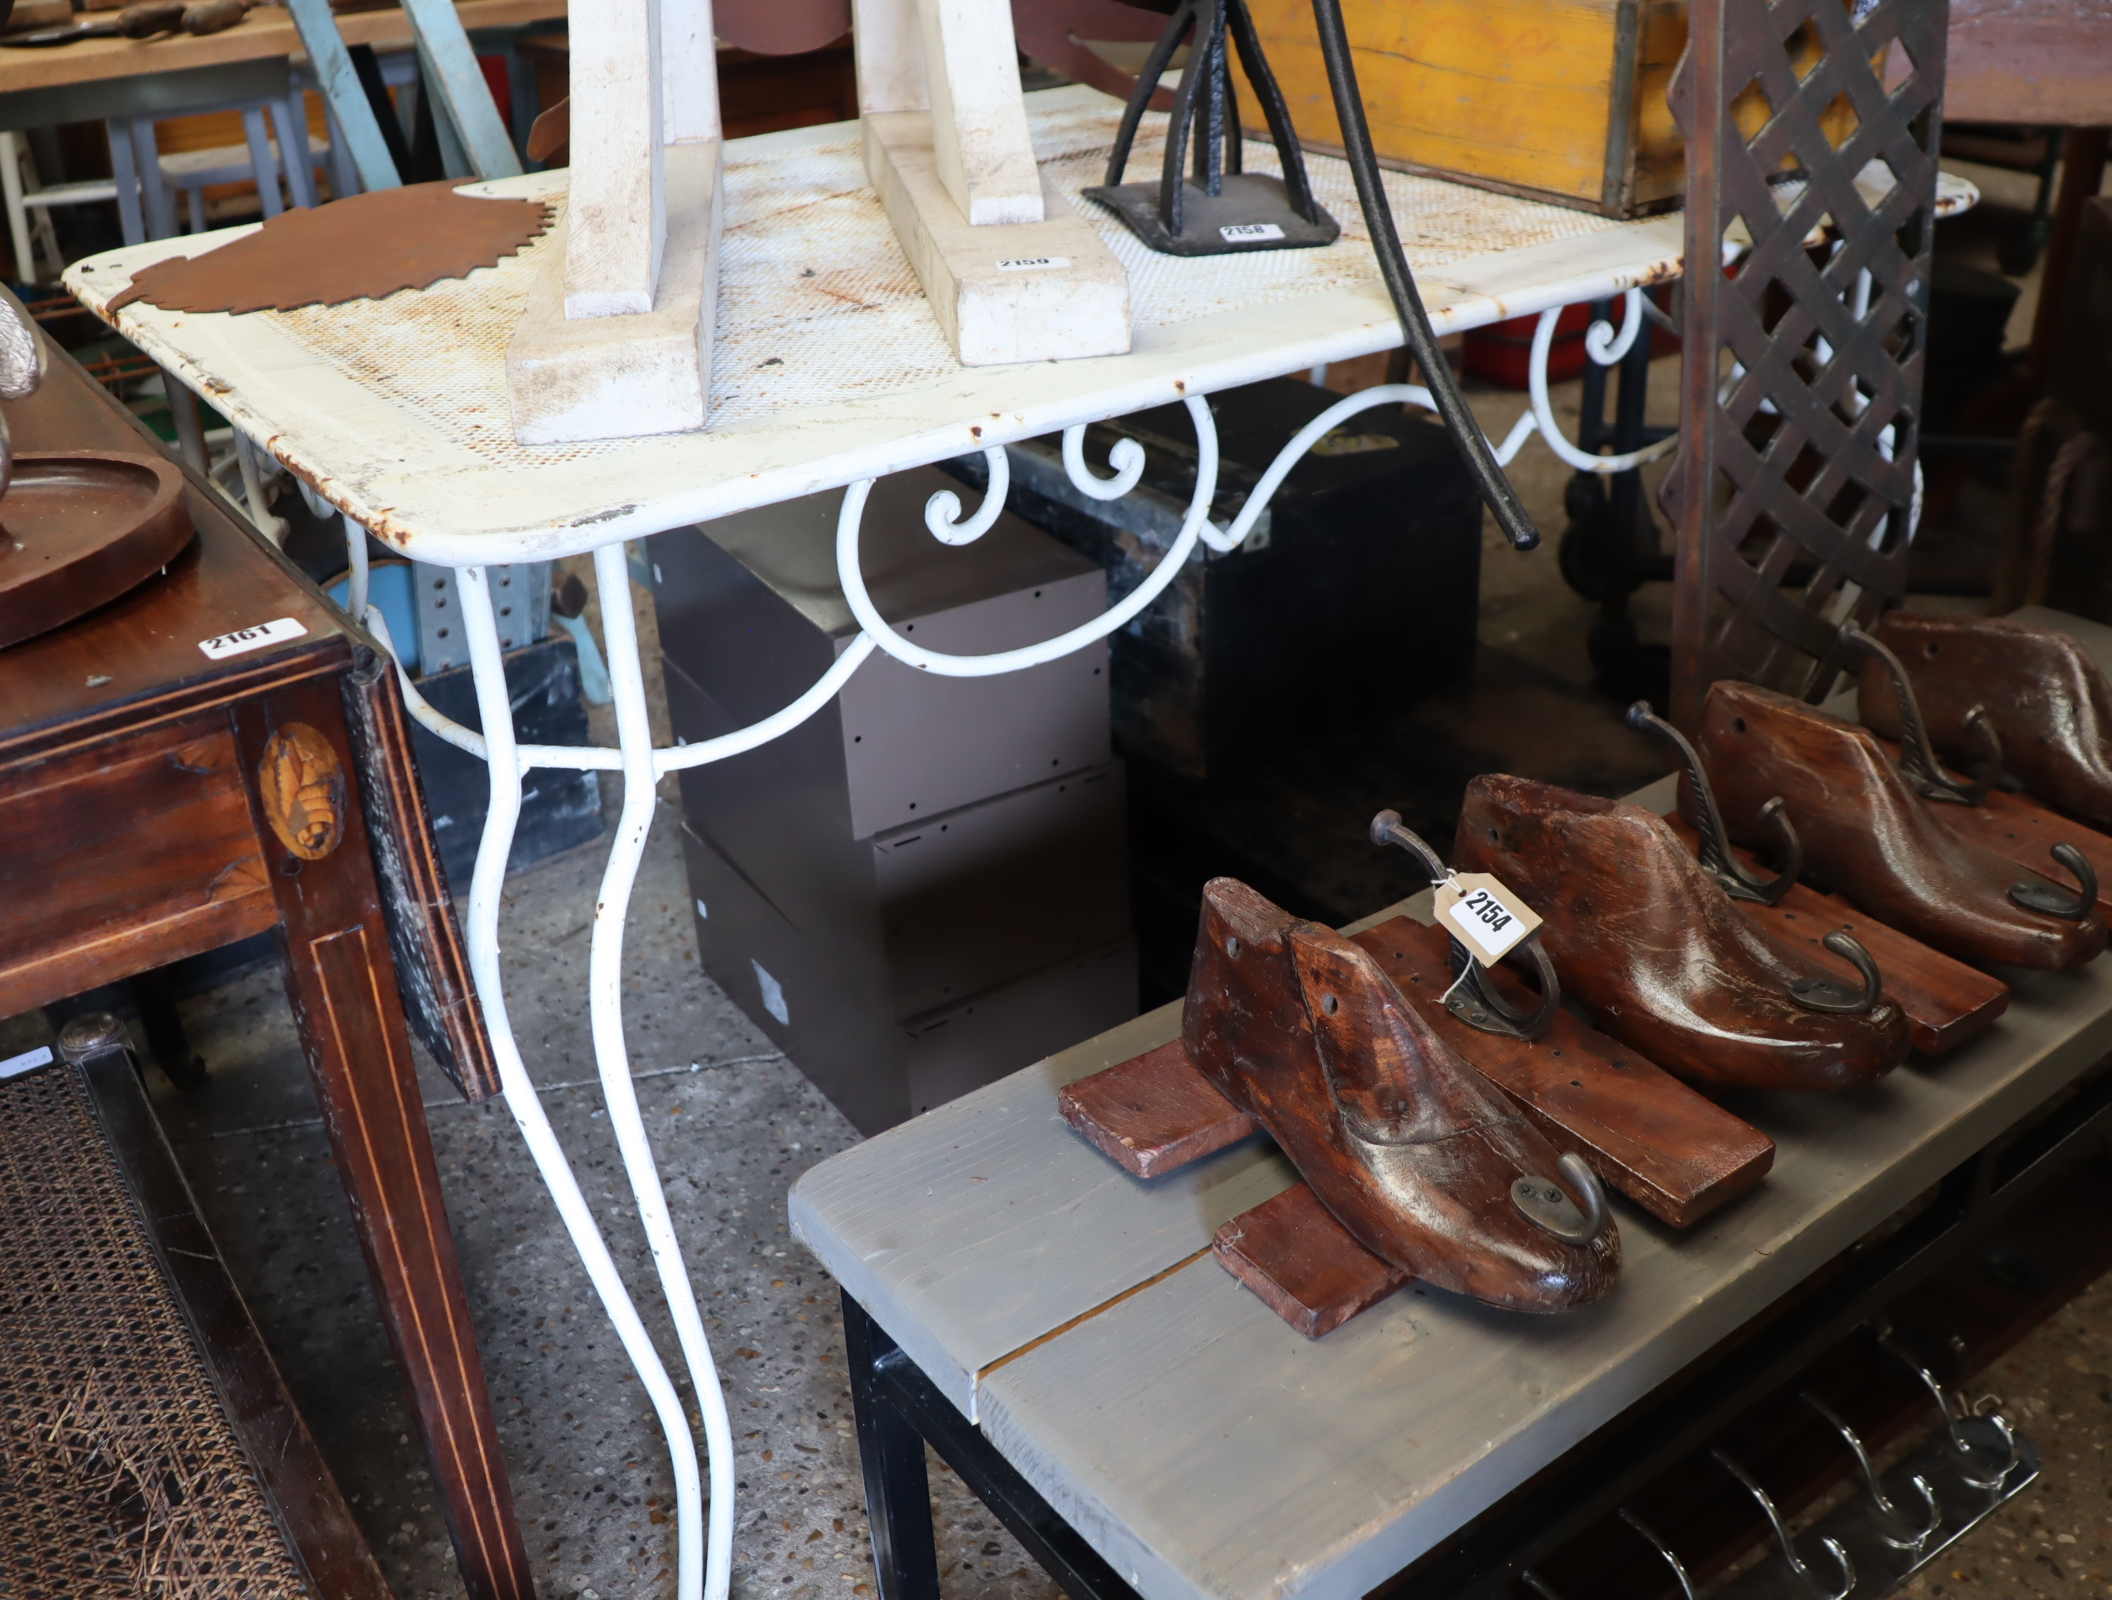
left=1306, top=0, right=1541, bottom=550
left=1156, top=0, right=1215, bottom=235
left=1225, top=0, right=1319, bottom=217
left=1103, top=0, right=1197, bottom=188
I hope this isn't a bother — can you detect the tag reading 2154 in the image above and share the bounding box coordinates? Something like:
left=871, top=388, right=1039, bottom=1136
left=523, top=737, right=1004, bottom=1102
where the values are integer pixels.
left=1432, top=871, right=1542, bottom=963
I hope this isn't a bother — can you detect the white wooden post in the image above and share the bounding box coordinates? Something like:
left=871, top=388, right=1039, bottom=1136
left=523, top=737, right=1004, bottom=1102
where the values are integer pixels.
left=562, top=0, right=666, bottom=315
left=855, top=0, right=1131, bottom=366
left=505, top=0, right=725, bottom=443
left=917, top=0, right=1042, bottom=225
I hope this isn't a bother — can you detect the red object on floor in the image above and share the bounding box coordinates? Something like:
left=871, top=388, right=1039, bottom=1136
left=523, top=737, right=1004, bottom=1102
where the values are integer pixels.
left=1463, top=301, right=1596, bottom=388
left=1462, top=291, right=1677, bottom=389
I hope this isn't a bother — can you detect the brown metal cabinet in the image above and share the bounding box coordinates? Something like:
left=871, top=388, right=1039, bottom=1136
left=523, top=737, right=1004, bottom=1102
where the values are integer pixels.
left=648, top=468, right=1134, bottom=1133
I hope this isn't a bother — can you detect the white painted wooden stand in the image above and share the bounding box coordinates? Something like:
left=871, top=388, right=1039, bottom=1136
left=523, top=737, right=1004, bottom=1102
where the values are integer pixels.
left=854, top=0, right=1130, bottom=365
left=505, top=0, right=724, bottom=443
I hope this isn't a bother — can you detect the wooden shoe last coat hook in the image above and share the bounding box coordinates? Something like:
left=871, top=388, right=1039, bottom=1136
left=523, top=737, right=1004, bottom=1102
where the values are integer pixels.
left=853, top=0, right=1131, bottom=364
left=504, top=0, right=724, bottom=442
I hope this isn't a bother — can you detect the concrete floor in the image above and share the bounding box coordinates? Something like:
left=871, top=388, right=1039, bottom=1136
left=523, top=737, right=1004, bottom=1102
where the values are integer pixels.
left=8, top=159, right=2108, bottom=1599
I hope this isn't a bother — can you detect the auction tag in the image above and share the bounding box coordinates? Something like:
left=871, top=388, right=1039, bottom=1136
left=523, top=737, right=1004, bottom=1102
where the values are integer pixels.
left=1220, top=222, right=1285, bottom=243
left=997, top=256, right=1070, bottom=272
left=199, top=617, right=307, bottom=660
left=0, top=1045, right=53, bottom=1080
left=1432, top=872, right=1541, bottom=964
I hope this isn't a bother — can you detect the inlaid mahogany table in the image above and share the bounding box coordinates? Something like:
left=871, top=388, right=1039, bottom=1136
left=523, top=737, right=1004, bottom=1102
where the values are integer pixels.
left=0, top=335, right=534, bottom=1600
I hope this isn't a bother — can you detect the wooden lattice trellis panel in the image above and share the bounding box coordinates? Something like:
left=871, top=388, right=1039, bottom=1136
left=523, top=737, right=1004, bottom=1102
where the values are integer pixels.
left=1666, top=0, right=1949, bottom=729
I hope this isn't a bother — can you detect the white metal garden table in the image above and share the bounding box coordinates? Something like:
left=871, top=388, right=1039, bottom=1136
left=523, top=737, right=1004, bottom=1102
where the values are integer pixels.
left=63, top=83, right=1975, bottom=1600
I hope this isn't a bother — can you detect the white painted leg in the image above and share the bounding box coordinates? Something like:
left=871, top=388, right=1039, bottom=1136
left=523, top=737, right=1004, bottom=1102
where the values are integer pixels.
left=588, top=544, right=736, bottom=1600
left=456, top=565, right=713, bottom=1600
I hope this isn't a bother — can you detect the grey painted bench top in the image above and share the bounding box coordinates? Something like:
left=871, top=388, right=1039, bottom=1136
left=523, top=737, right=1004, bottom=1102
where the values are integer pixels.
left=790, top=606, right=2112, bottom=1600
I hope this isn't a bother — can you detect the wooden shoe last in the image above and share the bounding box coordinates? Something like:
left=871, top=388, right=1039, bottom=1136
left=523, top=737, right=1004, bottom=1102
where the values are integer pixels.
left=1183, top=878, right=1619, bottom=1314
left=1862, top=611, right=2112, bottom=828
left=1692, top=679, right=2108, bottom=972
left=1452, top=775, right=1911, bottom=1091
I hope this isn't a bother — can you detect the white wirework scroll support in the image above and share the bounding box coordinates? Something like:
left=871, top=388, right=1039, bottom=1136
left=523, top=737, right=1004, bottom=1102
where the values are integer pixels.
left=1528, top=291, right=1678, bottom=475
left=838, top=396, right=1223, bottom=677
left=924, top=446, right=1010, bottom=543
left=1062, top=425, right=1146, bottom=500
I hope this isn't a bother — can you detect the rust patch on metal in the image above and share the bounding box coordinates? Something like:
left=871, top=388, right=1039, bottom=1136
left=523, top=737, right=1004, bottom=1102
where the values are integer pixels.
left=107, top=183, right=552, bottom=315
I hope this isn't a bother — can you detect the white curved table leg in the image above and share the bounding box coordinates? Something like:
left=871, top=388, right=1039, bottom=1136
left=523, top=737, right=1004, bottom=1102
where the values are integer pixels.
left=587, top=542, right=737, bottom=1600
left=457, top=563, right=713, bottom=1600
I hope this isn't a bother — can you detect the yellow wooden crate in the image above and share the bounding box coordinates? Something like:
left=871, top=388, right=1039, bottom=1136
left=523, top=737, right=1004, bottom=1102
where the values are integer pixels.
left=1241, top=0, right=1854, bottom=218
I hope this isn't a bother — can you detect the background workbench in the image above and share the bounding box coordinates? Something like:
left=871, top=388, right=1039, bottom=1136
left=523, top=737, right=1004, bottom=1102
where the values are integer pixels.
left=0, top=0, right=563, bottom=135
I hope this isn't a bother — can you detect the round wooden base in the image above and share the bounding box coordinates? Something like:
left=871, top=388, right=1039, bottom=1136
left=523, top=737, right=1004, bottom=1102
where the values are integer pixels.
left=0, top=451, right=194, bottom=650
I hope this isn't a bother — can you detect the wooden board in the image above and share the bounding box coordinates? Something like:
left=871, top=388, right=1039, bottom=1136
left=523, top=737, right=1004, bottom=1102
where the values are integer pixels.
left=794, top=929, right=2112, bottom=1600
left=1351, top=917, right=1774, bottom=1228
left=1057, top=1039, right=1257, bottom=1180
left=1662, top=817, right=2010, bottom=1057
left=1240, top=0, right=1687, bottom=216
left=1213, top=1181, right=1410, bottom=1340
